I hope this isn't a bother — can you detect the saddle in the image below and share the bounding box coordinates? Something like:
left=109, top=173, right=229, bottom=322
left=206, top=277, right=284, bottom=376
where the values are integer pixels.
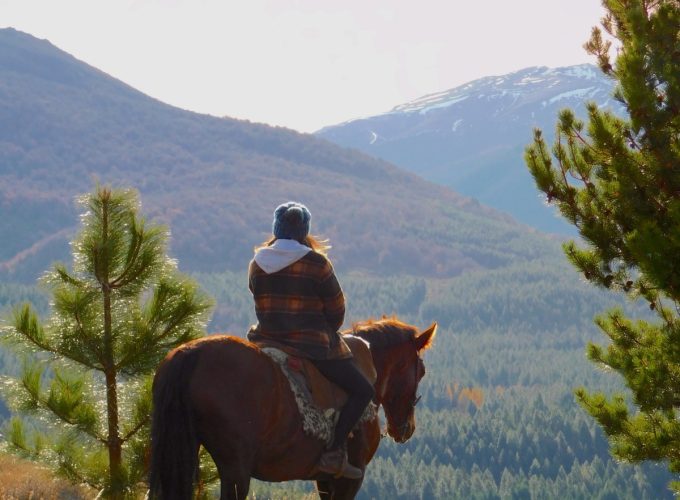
left=286, top=335, right=377, bottom=411
left=260, top=335, right=377, bottom=445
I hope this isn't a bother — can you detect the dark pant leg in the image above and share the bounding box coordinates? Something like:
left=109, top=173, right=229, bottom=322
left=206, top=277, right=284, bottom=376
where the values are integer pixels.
left=310, top=358, right=376, bottom=450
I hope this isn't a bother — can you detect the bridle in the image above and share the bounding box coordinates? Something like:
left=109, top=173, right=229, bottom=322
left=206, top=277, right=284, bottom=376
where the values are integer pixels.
left=381, top=356, right=422, bottom=440
left=410, top=358, right=422, bottom=408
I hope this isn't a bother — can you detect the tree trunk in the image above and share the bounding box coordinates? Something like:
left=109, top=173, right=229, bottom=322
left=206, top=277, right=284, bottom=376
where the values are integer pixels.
left=101, top=193, right=124, bottom=499
left=105, top=364, right=123, bottom=498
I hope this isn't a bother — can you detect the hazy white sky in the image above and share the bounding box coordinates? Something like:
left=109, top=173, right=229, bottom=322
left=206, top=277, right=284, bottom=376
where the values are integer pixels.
left=2, top=0, right=606, bottom=132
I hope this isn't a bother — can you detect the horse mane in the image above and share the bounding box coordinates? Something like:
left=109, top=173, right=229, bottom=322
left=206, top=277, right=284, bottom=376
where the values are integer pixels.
left=345, top=317, right=418, bottom=351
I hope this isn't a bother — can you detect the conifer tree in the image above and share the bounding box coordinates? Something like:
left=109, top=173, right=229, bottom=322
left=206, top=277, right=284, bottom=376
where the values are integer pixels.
left=0, top=186, right=212, bottom=498
left=525, top=0, right=680, bottom=489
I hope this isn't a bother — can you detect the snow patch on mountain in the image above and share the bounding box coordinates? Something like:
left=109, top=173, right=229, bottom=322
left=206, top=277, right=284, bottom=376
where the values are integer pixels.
left=392, top=93, right=469, bottom=114
left=381, top=64, right=608, bottom=117
left=517, top=76, right=546, bottom=85
left=548, top=86, right=602, bottom=105
left=561, top=65, right=600, bottom=80
left=419, top=95, right=469, bottom=114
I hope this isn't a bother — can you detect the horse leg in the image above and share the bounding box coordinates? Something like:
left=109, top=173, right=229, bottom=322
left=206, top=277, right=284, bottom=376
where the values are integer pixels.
left=317, top=477, right=364, bottom=500
left=326, top=477, right=364, bottom=500
left=314, top=444, right=366, bottom=500
left=320, top=423, right=377, bottom=500
left=214, top=460, right=251, bottom=500
left=316, top=479, right=334, bottom=499
left=219, top=479, right=251, bottom=500
left=207, top=443, right=253, bottom=500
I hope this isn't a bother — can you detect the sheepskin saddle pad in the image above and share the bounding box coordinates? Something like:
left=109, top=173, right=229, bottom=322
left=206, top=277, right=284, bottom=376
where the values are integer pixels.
left=261, top=335, right=378, bottom=446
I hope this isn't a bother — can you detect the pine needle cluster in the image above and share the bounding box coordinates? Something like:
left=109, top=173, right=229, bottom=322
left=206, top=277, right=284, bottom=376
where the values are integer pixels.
left=0, top=186, right=212, bottom=498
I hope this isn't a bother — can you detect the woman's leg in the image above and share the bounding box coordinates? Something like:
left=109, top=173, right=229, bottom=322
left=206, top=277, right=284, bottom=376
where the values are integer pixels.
left=310, top=358, right=375, bottom=450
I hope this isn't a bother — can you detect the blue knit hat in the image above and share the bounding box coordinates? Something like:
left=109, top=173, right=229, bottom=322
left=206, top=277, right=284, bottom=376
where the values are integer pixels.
left=272, top=202, right=312, bottom=242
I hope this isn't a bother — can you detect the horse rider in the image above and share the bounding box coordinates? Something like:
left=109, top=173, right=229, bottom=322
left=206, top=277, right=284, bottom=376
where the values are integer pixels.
left=247, top=201, right=375, bottom=479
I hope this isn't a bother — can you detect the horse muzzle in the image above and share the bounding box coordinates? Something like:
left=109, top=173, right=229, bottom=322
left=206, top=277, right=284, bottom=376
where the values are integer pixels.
left=389, top=420, right=415, bottom=443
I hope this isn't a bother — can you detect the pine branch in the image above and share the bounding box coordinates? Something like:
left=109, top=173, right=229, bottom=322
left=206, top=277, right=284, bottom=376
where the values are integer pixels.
left=121, top=415, right=149, bottom=443
left=73, top=309, right=106, bottom=369
left=17, top=368, right=108, bottom=444
left=110, top=221, right=143, bottom=289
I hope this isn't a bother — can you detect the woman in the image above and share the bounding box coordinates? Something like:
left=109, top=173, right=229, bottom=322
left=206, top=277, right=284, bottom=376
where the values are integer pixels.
left=247, top=201, right=374, bottom=480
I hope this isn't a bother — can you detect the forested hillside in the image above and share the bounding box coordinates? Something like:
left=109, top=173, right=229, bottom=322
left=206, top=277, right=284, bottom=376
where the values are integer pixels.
left=1, top=256, right=671, bottom=498
left=2, top=263, right=671, bottom=498
left=0, top=27, right=537, bottom=283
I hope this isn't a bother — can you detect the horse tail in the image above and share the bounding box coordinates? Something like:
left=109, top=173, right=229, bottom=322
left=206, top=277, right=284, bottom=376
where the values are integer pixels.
left=149, top=347, right=201, bottom=500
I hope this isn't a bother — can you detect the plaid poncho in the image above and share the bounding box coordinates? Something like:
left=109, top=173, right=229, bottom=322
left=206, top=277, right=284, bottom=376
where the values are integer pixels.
left=247, top=250, right=352, bottom=360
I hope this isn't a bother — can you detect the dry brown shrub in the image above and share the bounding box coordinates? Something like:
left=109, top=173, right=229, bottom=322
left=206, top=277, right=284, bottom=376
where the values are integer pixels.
left=0, top=453, right=93, bottom=499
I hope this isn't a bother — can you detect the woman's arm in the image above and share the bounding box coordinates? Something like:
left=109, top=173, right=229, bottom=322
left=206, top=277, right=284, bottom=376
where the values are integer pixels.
left=318, top=261, right=345, bottom=332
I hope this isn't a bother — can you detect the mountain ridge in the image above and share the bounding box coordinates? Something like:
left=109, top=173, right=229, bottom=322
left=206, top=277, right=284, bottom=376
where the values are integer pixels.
left=0, top=28, right=549, bottom=283
left=317, top=63, right=623, bottom=234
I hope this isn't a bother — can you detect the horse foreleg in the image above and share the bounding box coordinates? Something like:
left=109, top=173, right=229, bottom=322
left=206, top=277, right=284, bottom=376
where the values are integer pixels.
left=321, top=422, right=377, bottom=499
left=317, top=477, right=365, bottom=500
left=218, top=477, right=251, bottom=500
left=316, top=479, right=333, bottom=499
left=324, top=477, right=364, bottom=500
left=314, top=443, right=365, bottom=500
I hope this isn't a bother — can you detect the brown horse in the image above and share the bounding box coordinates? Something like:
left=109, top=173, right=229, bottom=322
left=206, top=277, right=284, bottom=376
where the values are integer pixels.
left=149, top=318, right=437, bottom=500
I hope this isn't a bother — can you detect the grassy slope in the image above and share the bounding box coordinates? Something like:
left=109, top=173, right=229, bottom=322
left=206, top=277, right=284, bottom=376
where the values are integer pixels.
left=0, top=452, right=92, bottom=498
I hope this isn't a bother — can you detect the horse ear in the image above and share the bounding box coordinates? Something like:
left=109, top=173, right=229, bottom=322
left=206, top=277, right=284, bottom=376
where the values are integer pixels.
left=415, top=322, right=437, bottom=352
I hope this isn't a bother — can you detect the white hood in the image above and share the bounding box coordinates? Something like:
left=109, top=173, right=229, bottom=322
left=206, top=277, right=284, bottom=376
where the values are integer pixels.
left=253, top=239, right=312, bottom=274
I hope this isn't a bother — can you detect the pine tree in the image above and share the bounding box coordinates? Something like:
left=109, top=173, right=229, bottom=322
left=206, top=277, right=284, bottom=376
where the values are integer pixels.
left=0, top=186, right=212, bottom=498
left=525, top=0, right=680, bottom=491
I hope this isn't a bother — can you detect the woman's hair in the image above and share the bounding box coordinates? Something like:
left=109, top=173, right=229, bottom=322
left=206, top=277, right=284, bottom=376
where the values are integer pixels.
left=255, top=234, right=331, bottom=256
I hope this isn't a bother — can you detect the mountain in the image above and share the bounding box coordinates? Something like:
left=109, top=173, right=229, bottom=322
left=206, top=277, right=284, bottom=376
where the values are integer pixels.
left=317, top=65, right=624, bottom=234
left=0, top=28, right=559, bottom=282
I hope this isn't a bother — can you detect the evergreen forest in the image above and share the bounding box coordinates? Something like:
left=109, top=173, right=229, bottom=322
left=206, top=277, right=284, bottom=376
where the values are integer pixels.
left=1, top=259, right=674, bottom=498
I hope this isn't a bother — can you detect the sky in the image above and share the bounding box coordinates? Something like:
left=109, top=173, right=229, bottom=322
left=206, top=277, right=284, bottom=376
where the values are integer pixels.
left=1, top=0, right=606, bottom=132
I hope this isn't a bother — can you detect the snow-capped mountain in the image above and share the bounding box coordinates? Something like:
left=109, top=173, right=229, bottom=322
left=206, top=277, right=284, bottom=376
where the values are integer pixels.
left=317, top=64, right=623, bottom=235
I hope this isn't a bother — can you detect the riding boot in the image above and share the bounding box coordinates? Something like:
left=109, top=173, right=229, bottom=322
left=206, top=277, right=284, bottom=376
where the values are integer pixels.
left=316, top=447, right=363, bottom=479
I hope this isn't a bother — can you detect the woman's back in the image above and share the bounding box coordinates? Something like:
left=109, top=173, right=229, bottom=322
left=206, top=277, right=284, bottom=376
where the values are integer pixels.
left=248, top=242, right=350, bottom=360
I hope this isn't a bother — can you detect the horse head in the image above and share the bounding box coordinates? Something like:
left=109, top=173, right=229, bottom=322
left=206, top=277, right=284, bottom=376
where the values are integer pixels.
left=351, top=319, right=437, bottom=443
left=381, top=322, right=436, bottom=442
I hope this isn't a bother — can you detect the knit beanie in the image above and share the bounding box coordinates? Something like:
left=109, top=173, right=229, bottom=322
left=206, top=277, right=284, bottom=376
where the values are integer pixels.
left=272, top=202, right=312, bottom=242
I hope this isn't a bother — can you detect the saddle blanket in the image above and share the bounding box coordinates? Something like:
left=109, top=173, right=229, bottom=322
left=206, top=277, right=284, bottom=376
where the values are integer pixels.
left=261, top=335, right=377, bottom=446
